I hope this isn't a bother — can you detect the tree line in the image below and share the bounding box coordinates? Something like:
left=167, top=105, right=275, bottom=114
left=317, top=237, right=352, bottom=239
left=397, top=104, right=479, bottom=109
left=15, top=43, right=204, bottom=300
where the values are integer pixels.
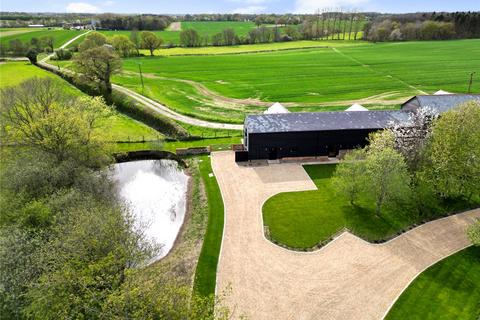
left=0, top=36, right=55, bottom=61
left=364, top=11, right=480, bottom=41
left=94, top=13, right=171, bottom=31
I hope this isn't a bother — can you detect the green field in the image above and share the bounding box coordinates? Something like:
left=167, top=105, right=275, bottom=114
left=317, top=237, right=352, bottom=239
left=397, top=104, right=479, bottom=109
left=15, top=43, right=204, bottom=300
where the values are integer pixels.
left=0, top=62, right=161, bottom=142
left=262, top=164, right=473, bottom=249
left=0, top=28, right=83, bottom=49
left=386, top=246, right=480, bottom=320
left=115, top=40, right=480, bottom=123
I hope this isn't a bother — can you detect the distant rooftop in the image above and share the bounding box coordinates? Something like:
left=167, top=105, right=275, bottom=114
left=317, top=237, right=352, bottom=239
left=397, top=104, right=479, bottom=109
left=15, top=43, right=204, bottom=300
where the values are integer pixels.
left=245, top=110, right=411, bottom=134
left=402, top=94, right=480, bottom=113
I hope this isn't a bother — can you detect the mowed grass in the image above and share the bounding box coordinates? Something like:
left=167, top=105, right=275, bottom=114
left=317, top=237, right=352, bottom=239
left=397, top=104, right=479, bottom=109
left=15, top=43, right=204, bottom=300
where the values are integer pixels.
left=386, top=246, right=480, bottom=320
left=193, top=154, right=225, bottom=297
left=116, top=40, right=480, bottom=123
left=262, top=164, right=473, bottom=249
left=0, top=28, right=82, bottom=48
left=0, top=62, right=161, bottom=142
left=263, top=164, right=412, bottom=248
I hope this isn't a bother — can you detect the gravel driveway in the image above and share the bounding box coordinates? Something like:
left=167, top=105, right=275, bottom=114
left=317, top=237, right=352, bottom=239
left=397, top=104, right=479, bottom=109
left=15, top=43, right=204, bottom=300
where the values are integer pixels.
left=212, top=151, right=480, bottom=320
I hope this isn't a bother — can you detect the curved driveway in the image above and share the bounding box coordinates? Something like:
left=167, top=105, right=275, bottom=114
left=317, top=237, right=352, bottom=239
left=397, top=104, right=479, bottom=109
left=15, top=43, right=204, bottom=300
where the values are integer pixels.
left=212, top=151, right=480, bottom=320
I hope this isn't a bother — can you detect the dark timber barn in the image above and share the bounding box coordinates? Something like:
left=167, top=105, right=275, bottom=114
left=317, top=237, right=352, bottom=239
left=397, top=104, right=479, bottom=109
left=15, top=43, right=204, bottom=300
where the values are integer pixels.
left=235, top=94, right=480, bottom=162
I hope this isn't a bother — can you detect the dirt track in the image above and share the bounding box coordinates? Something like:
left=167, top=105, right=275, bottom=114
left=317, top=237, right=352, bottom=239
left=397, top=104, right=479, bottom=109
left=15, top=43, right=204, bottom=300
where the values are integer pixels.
left=212, top=151, right=480, bottom=320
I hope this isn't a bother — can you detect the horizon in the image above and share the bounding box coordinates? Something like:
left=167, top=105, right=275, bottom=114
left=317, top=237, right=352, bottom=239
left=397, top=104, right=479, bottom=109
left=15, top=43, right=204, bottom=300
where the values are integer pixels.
left=1, top=0, right=479, bottom=15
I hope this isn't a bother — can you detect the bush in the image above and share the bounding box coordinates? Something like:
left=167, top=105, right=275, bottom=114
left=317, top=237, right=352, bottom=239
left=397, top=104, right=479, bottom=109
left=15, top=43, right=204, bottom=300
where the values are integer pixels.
left=53, top=48, right=73, bottom=60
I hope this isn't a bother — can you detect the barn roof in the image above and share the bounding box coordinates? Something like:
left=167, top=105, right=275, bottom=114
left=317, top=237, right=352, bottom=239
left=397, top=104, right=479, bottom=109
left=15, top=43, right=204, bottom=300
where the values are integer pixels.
left=401, top=94, right=480, bottom=113
left=245, top=110, right=411, bottom=134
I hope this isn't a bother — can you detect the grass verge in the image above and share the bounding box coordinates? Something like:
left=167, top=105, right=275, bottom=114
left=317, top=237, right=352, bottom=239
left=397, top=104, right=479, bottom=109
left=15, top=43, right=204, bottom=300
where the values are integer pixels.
left=385, top=246, right=480, bottom=320
left=193, top=155, right=225, bottom=296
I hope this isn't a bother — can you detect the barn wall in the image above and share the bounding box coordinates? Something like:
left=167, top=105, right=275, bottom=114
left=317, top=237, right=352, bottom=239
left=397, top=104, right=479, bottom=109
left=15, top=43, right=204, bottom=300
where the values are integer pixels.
left=247, top=129, right=376, bottom=160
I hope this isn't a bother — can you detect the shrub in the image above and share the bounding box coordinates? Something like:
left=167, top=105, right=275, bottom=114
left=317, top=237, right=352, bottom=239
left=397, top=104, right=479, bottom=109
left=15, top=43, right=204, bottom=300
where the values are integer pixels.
left=53, top=48, right=73, bottom=60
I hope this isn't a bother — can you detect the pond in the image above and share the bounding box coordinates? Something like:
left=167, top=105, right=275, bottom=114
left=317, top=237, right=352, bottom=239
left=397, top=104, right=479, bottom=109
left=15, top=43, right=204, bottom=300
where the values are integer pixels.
left=112, top=160, right=189, bottom=261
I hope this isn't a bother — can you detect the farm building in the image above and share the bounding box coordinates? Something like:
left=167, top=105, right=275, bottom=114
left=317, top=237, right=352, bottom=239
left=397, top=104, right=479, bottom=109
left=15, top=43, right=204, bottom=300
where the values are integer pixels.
left=401, top=94, right=480, bottom=112
left=236, top=94, right=480, bottom=162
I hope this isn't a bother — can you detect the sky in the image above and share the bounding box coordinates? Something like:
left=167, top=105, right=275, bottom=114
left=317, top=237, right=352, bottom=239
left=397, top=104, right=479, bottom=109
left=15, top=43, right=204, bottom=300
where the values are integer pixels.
left=1, top=0, right=479, bottom=14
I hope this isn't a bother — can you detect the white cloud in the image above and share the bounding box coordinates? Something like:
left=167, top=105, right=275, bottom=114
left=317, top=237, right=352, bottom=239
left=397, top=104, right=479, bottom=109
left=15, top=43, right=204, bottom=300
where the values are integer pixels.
left=104, top=0, right=115, bottom=6
left=294, top=0, right=369, bottom=13
left=66, top=2, right=100, bottom=13
left=232, top=5, right=267, bottom=14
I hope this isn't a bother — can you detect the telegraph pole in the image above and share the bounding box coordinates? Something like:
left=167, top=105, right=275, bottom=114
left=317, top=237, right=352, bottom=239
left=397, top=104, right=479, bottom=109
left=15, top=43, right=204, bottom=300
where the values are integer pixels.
left=468, top=72, right=476, bottom=93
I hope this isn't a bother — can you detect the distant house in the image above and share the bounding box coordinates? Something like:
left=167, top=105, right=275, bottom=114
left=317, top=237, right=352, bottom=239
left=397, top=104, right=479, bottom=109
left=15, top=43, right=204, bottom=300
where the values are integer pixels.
left=236, top=94, right=480, bottom=162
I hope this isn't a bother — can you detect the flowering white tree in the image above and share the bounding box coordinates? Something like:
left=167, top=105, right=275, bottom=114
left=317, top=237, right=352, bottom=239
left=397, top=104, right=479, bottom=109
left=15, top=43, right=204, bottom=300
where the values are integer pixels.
left=389, top=106, right=438, bottom=171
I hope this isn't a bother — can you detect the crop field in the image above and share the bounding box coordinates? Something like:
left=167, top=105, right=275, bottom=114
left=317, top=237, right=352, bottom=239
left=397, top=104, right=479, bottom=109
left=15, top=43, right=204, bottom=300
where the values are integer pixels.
left=0, top=62, right=161, bottom=142
left=0, top=28, right=82, bottom=48
left=115, top=39, right=480, bottom=123
left=150, top=39, right=365, bottom=56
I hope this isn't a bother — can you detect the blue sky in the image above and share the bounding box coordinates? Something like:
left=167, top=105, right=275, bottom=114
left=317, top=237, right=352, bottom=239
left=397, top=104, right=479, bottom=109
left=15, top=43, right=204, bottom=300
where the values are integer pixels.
left=1, top=0, right=479, bottom=14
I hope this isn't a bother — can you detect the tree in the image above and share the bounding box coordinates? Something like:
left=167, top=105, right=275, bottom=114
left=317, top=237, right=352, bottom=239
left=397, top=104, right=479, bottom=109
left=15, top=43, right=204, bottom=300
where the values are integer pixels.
left=78, top=31, right=107, bottom=52
left=390, top=106, right=438, bottom=171
left=255, top=16, right=262, bottom=28
left=53, top=48, right=73, bottom=60
left=332, top=149, right=367, bottom=205
left=422, top=101, right=480, bottom=200
left=222, top=28, right=236, bottom=46
left=9, top=39, right=25, bottom=56
left=25, top=48, right=38, bottom=64
left=140, top=31, right=162, bottom=56
left=179, top=29, right=201, bottom=47
left=74, top=46, right=122, bottom=98
left=468, top=220, right=480, bottom=246
left=40, top=36, right=54, bottom=52
left=110, top=35, right=135, bottom=57
left=365, top=130, right=411, bottom=216
left=24, top=202, right=157, bottom=319
left=130, top=29, right=141, bottom=55
left=0, top=78, right=112, bottom=166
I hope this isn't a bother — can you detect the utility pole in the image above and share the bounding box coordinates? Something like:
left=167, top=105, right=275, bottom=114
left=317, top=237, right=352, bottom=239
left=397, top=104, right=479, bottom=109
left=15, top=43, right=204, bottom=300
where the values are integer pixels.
left=138, top=63, right=144, bottom=94
left=468, top=72, right=476, bottom=93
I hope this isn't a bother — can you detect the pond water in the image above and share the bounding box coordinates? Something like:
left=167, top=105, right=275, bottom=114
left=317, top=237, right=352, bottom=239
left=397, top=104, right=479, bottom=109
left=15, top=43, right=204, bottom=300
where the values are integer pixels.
left=112, top=160, right=189, bottom=261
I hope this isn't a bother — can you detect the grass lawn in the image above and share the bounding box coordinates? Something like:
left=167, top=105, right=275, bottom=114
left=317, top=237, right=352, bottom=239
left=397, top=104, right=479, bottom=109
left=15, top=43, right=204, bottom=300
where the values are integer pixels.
left=386, top=246, right=480, bottom=320
left=116, top=40, right=480, bottom=123
left=263, top=164, right=473, bottom=249
left=0, top=62, right=161, bottom=143
left=193, top=155, right=225, bottom=296
left=0, top=28, right=83, bottom=49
